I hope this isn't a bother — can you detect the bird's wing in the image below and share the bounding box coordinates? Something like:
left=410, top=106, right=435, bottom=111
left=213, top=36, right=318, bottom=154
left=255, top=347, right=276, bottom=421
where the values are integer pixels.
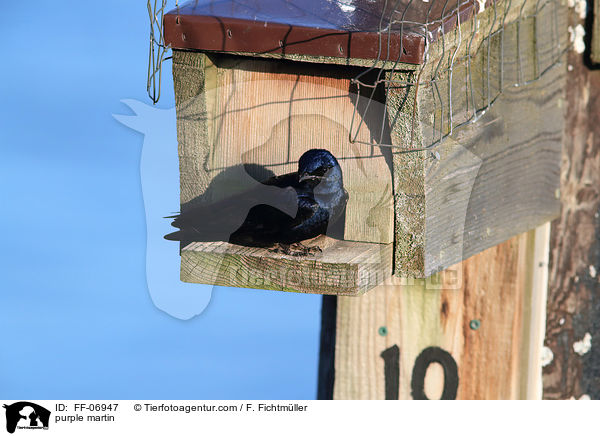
left=280, top=195, right=327, bottom=243
left=232, top=195, right=324, bottom=246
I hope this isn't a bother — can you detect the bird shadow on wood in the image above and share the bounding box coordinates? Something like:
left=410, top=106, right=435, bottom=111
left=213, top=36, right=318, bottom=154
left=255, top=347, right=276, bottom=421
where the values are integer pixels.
left=173, top=162, right=346, bottom=250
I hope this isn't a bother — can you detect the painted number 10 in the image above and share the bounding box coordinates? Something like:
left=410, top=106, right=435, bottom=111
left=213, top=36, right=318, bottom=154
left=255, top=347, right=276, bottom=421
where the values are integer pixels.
left=380, top=345, right=459, bottom=400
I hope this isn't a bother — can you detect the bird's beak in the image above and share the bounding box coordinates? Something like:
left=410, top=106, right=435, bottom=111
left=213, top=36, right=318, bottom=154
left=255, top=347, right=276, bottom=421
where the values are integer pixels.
left=299, top=173, right=319, bottom=183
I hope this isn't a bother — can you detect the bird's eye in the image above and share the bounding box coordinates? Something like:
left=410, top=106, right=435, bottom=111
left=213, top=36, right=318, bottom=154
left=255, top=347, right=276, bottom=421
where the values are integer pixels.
left=316, top=166, right=331, bottom=176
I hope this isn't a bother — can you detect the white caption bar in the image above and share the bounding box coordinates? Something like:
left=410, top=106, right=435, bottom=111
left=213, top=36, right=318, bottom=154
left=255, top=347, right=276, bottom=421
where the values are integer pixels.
left=0, top=400, right=595, bottom=436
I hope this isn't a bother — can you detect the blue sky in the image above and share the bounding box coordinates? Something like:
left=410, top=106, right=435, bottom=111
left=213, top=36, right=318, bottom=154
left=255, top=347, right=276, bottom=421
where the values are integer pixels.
left=0, top=2, right=323, bottom=398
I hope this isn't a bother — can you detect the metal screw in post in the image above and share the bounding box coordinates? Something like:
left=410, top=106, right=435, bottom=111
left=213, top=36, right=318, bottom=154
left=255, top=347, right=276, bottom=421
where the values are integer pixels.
left=378, top=326, right=388, bottom=337
left=469, top=319, right=481, bottom=330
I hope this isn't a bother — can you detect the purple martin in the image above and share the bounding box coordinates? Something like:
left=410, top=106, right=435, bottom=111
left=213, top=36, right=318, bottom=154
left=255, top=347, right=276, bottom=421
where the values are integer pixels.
left=165, top=149, right=348, bottom=254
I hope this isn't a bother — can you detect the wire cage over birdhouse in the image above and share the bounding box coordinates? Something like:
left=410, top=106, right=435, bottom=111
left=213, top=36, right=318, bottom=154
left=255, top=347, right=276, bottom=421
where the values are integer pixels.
left=153, top=0, right=568, bottom=295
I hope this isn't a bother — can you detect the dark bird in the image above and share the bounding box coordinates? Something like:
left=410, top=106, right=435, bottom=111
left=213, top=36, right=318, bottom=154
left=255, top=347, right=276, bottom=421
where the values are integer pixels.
left=165, top=149, right=348, bottom=255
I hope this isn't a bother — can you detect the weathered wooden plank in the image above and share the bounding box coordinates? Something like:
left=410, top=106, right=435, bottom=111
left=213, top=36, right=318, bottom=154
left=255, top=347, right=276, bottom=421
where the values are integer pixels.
left=425, top=60, right=564, bottom=274
left=543, top=29, right=600, bottom=399
left=172, top=51, right=213, bottom=209
left=386, top=0, right=566, bottom=276
left=385, top=70, right=428, bottom=277
left=322, top=226, right=550, bottom=399
left=181, top=238, right=392, bottom=295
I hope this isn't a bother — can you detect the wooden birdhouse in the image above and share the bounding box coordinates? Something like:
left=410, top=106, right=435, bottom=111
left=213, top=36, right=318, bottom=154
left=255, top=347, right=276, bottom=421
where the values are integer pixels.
left=163, top=0, right=567, bottom=295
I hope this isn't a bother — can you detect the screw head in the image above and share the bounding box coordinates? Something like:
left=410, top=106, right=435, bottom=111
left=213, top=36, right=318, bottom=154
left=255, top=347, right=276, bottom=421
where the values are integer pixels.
left=378, top=326, right=388, bottom=337
left=469, top=319, right=481, bottom=330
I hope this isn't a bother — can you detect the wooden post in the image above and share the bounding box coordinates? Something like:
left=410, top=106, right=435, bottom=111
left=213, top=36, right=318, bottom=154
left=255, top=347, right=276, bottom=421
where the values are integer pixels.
left=542, top=6, right=600, bottom=400
left=319, top=225, right=550, bottom=399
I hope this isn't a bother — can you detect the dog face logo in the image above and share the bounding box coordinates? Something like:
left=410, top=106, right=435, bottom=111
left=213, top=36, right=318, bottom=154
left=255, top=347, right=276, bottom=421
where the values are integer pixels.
left=3, top=402, right=50, bottom=434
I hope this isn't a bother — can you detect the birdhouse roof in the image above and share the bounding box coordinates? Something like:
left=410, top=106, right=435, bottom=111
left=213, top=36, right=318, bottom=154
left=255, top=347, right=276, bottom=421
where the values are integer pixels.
left=164, top=0, right=486, bottom=65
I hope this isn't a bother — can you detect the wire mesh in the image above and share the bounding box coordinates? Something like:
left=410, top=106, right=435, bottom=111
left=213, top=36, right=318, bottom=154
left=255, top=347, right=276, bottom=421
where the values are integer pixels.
left=149, top=0, right=567, bottom=150
left=348, top=0, right=568, bottom=151
left=147, top=0, right=172, bottom=104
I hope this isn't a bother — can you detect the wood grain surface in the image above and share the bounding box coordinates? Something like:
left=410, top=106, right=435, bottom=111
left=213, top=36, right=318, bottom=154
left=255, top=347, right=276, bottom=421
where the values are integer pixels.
left=320, top=226, right=550, bottom=399
left=543, top=8, right=600, bottom=399
left=181, top=238, right=392, bottom=295
left=386, top=0, right=566, bottom=276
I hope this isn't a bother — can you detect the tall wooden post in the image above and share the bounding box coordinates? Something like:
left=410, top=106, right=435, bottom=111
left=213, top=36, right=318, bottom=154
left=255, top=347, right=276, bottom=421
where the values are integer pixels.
left=319, top=226, right=551, bottom=399
left=542, top=4, right=600, bottom=400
